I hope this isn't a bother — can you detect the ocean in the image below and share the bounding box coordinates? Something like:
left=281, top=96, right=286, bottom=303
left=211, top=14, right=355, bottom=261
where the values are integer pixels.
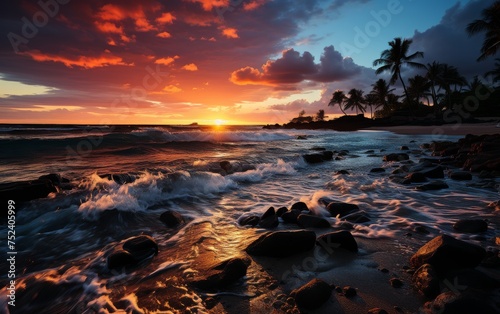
left=0, top=124, right=498, bottom=313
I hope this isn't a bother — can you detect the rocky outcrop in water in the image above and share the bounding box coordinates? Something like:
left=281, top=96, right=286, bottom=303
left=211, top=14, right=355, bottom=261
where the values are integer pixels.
left=107, top=235, right=158, bottom=270
left=317, top=231, right=358, bottom=253
left=159, top=210, right=185, bottom=228
left=246, top=230, right=316, bottom=257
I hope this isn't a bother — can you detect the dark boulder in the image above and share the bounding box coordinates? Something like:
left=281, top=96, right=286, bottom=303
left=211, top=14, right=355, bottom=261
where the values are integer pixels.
left=412, top=264, right=440, bottom=298
left=303, top=153, right=325, bottom=164
left=276, top=206, right=288, bottom=217
left=160, top=210, right=185, bottom=228
left=292, top=278, right=332, bottom=309
left=0, top=179, right=58, bottom=205
left=336, top=170, right=350, bottom=175
left=389, top=277, right=403, bottom=288
left=423, top=166, right=444, bottom=179
left=317, top=230, right=358, bottom=253
left=326, top=201, right=359, bottom=217
left=410, top=235, right=486, bottom=270
left=122, top=235, right=158, bottom=261
left=281, top=210, right=301, bottom=224
left=291, top=202, right=309, bottom=211
left=322, top=151, right=334, bottom=160
left=259, top=207, right=279, bottom=228
left=297, top=214, right=330, bottom=228
left=450, top=171, right=473, bottom=181
left=107, top=249, right=136, bottom=270
left=246, top=230, right=316, bottom=257
left=405, top=172, right=427, bottom=183
left=238, top=215, right=260, bottom=227
left=100, top=173, right=135, bottom=184
left=384, top=153, right=409, bottom=162
left=416, top=181, right=449, bottom=191
left=343, top=286, right=357, bottom=298
left=370, top=168, right=385, bottom=173
left=400, top=146, right=409, bottom=150
left=453, top=219, right=488, bottom=233
left=423, top=291, right=499, bottom=314
left=220, top=161, right=232, bottom=172
left=192, top=257, right=251, bottom=290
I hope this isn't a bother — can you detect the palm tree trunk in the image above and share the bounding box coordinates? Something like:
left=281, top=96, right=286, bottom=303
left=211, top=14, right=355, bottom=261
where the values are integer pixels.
left=399, top=72, right=413, bottom=119
left=339, top=102, right=347, bottom=115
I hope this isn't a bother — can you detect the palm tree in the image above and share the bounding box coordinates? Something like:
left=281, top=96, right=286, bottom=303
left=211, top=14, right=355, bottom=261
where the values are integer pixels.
left=316, top=109, right=326, bottom=121
left=466, top=1, right=500, bottom=61
left=407, top=75, right=431, bottom=106
left=344, top=89, right=366, bottom=115
left=485, top=58, right=500, bottom=84
left=328, top=90, right=347, bottom=115
left=425, top=61, right=444, bottom=110
left=439, top=64, right=466, bottom=110
left=373, top=37, right=425, bottom=117
left=364, top=93, right=378, bottom=119
left=370, top=78, right=394, bottom=112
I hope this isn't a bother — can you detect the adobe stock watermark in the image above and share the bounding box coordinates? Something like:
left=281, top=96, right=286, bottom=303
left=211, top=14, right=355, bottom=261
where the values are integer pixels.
left=7, top=0, right=71, bottom=54
left=340, top=0, right=404, bottom=56
left=64, top=64, right=170, bottom=168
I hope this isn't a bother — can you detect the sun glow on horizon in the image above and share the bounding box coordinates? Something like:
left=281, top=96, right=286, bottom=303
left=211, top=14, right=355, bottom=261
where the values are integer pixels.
left=214, top=119, right=225, bottom=126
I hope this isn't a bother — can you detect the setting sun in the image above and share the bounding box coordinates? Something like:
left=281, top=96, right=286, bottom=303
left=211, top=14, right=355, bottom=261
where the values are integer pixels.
left=214, top=119, right=225, bottom=126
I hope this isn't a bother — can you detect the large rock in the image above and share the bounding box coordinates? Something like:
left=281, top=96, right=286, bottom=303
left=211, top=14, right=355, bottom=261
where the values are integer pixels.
left=291, top=202, right=309, bottom=211
left=423, top=166, right=444, bottom=179
left=412, top=264, right=440, bottom=298
left=107, top=249, right=136, bottom=270
left=246, top=230, right=316, bottom=257
left=259, top=207, right=279, bottom=228
left=297, top=214, right=330, bottom=228
left=107, top=235, right=158, bottom=270
left=0, top=179, right=58, bottom=204
left=238, top=215, right=260, bottom=227
left=453, top=219, right=488, bottom=233
left=326, top=201, right=359, bottom=217
left=192, top=257, right=251, bottom=290
left=317, top=231, right=358, bottom=253
left=160, top=210, right=185, bottom=228
left=100, top=173, right=136, bottom=184
left=416, top=181, right=449, bottom=191
left=281, top=210, right=301, bottom=224
left=292, top=278, right=332, bottom=309
left=410, top=235, right=485, bottom=270
left=405, top=172, right=427, bottom=183
left=383, top=153, right=409, bottom=162
left=450, top=171, right=472, bottom=181
left=423, top=291, right=498, bottom=314
left=303, top=151, right=333, bottom=164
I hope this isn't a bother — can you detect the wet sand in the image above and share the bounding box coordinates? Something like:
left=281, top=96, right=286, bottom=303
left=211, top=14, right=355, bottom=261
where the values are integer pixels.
left=365, top=122, right=500, bottom=135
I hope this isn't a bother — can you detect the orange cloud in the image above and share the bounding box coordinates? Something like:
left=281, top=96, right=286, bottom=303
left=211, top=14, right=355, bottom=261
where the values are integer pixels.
left=97, top=4, right=126, bottom=21
left=156, top=12, right=175, bottom=24
left=163, top=85, right=182, bottom=93
left=189, top=0, right=230, bottom=11
left=230, top=66, right=269, bottom=85
left=156, top=31, right=172, bottom=38
left=95, top=21, right=123, bottom=34
left=182, top=63, right=198, bottom=71
left=21, top=50, right=129, bottom=69
left=155, top=56, right=179, bottom=65
left=221, top=27, right=239, bottom=39
left=244, top=0, right=267, bottom=11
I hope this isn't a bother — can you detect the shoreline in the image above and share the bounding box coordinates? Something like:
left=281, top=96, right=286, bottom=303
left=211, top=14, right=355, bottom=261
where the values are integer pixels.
left=363, top=122, right=500, bottom=136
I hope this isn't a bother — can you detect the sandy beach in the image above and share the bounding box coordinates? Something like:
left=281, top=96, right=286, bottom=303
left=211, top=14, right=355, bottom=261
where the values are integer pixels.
left=365, top=121, right=500, bottom=136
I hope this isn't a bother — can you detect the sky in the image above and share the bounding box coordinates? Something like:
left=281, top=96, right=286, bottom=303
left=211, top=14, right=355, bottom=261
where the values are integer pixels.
left=0, top=0, right=496, bottom=125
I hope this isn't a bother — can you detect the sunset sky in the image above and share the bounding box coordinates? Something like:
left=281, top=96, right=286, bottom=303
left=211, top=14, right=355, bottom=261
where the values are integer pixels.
left=0, top=0, right=496, bottom=125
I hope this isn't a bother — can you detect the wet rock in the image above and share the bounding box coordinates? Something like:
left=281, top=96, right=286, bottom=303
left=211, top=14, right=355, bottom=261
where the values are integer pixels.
left=100, top=173, right=136, bottom=184
left=246, top=230, right=316, bottom=257
left=416, top=180, right=449, bottom=191
left=405, top=172, right=427, bottom=183
left=368, top=308, right=389, bottom=314
left=322, top=151, right=334, bottom=160
left=410, top=235, right=486, bottom=270
left=291, top=202, right=309, bottom=211
left=342, top=211, right=371, bottom=223
left=383, top=153, right=409, bottom=162
left=336, top=170, right=350, bottom=175
left=423, top=166, right=445, bottom=179
left=443, top=268, right=500, bottom=290
left=107, top=249, right=136, bottom=270
left=276, top=206, right=288, bottom=217
left=281, top=210, right=301, bottom=224
left=370, top=167, right=385, bottom=173
left=160, top=210, right=185, bottom=228
left=220, top=160, right=232, bottom=172
left=423, top=290, right=498, bottom=314
left=390, top=278, right=403, bottom=288
left=122, top=235, right=158, bottom=261
left=453, top=219, right=488, bottom=233
left=450, top=171, right=472, bottom=181
left=259, top=207, right=279, bottom=228
left=38, top=173, right=69, bottom=186
left=326, top=201, right=359, bottom=217
left=291, top=278, right=332, bottom=309
left=297, top=214, right=330, bottom=228
left=238, top=215, right=260, bottom=227
left=317, top=230, right=358, bottom=253
left=342, top=286, right=357, bottom=298
left=303, top=151, right=333, bottom=164
left=192, top=257, right=251, bottom=290
left=414, top=225, right=430, bottom=234
left=0, top=178, right=58, bottom=205
left=401, top=146, right=409, bottom=150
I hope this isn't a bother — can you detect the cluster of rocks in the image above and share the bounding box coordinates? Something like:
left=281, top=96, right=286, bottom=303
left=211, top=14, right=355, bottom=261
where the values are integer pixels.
left=209, top=160, right=256, bottom=175
left=409, top=234, right=499, bottom=313
left=238, top=199, right=371, bottom=231
left=429, top=134, right=500, bottom=177
left=302, top=148, right=350, bottom=164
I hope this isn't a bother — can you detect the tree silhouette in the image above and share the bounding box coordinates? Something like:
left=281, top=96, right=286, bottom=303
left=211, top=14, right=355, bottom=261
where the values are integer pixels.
left=316, top=109, right=326, bottom=121
left=408, top=75, right=431, bottom=106
left=373, top=37, right=425, bottom=117
left=425, top=61, right=444, bottom=111
left=344, top=89, right=366, bottom=115
left=328, top=90, right=347, bottom=115
left=370, top=78, right=394, bottom=113
left=466, top=1, right=500, bottom=61
left=485, top=58, right=500, bottom=84
left=364, top=93, right=378, bottom=119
